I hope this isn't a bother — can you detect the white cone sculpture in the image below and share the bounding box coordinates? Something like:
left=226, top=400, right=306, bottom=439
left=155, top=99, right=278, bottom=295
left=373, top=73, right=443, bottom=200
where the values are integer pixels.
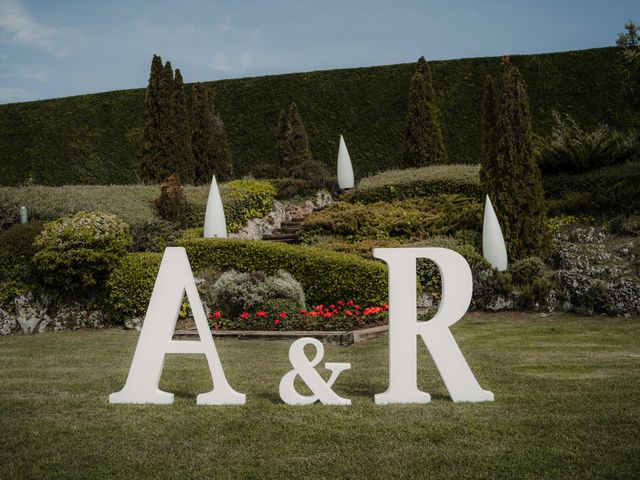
left=337, top=135, right=354, bottom=190
left=203, top=175, right=227, bottom=238
left=482, top=195, right=508, bottom=271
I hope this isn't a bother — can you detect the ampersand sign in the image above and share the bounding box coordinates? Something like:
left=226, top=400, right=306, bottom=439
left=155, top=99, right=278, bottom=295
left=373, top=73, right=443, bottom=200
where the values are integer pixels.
left=279, top=338, right=351, bottom=405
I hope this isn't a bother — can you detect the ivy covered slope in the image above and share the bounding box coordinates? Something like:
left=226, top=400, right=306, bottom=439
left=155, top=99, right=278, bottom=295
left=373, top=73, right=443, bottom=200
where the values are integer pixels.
left=0, top=47, right=633, bottom=186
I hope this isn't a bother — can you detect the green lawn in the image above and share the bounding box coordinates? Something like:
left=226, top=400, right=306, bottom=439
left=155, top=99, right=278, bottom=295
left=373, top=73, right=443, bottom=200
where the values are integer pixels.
left=1, top=312, right=639, bottom=479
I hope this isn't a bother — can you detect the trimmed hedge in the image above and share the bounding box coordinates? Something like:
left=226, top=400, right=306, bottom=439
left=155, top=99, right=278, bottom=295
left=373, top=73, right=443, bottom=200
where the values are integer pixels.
left=0, top=47, right=634, bottom=186
left=0, top=179, right=275, bottom=231
left=343, top=164, right=481, bottom=203
left=105, top=252, right=162, bottom=322
left=106, top=240, right=388, bottom=322
left=300, top=195, right=482, bottom=242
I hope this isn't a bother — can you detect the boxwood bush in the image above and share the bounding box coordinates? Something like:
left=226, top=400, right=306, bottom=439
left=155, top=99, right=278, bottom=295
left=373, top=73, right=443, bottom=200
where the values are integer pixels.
left=106, top=240, right=388, bottom=323
left=33, top=211, right=132, bottom=295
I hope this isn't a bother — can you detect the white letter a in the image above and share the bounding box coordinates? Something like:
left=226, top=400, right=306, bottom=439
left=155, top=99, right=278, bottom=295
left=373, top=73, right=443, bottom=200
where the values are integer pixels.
left=109, top=247, right=245, bottom=405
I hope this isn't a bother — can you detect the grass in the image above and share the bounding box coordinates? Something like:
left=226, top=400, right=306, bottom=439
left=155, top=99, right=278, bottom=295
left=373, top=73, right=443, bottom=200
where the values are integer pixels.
left=1, top=312, right=639, bottom=479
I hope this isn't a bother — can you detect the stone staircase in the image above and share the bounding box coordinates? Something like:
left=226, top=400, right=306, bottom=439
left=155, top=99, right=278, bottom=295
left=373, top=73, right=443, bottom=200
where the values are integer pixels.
left=262, top=217, right=306, bottom=244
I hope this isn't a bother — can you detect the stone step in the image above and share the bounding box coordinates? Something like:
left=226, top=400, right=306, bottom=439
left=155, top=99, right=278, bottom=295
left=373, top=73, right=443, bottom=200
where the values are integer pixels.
left=280, top=221, right=304, bottom=228
left=263, top=233, right=298, bottom=241
left=274, top=226, right=300, bottom=234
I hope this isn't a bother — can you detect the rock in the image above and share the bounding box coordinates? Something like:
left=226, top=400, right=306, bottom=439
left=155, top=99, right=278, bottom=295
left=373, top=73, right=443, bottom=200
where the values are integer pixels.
left=0, top=308, right=18, bottom=336
left=14, top=292, right=51, bottom=334
left=48, top=303, right=105, bottom=331
left=125, top=317, right=143, bottom=331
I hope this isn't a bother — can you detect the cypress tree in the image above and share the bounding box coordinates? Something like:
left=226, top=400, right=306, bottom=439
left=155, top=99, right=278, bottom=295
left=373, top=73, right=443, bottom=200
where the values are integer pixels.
left=286, top=102, right=313, bottom=169
left=140, top=54, right=164, bottom=182
left=173, top=69, right=195, bottom=183
left=157, top=61, right=176, bottom=179
left=192, top=84, right=234, bottom=184
left=402, top=57, right=446, bottom=167
left=479, top=75, right=498, bottom=193
left=276, top=102, right=313, bottom=175
left=276, top=109, right=289, bottom=174
left=209, top=88, right=234, bottom=181
left=482, top=58, right=550, bottom=260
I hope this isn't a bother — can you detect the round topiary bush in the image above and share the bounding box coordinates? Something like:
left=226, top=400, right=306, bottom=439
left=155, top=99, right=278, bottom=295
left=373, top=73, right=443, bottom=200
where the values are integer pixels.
left=204, top=269, right=305, bottom=319
left=33, top=211, right=131, bottom=294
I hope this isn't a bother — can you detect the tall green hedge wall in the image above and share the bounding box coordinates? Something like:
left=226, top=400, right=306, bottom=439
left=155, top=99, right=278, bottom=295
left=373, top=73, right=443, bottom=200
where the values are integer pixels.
left=0, top=47, right=633, bottom=186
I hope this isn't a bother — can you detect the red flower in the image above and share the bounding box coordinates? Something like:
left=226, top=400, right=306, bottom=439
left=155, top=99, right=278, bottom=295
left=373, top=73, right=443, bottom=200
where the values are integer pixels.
left=309, top=311, right=317, bottom=317
left=279, top=312, right=287, bottom=319
left=324, top=312, right=332, bottom=318
left=240, top=312, right=249, bottom=319
left=274, top=319, right=281, bottom=326
left=208, top=313, right=213, bottom=319
left=300, top=310, right=307, bottom=315
left=256, top=311, right=267, bottom=317
left=347, top=300, right=354, bottom=306
left=345, top=310, right=353, bottom=316
left=337, top=300, right=344, bottom=305
left=214, top=311, right=221, bottom=319
left=330, top=304, right=335, bottom=310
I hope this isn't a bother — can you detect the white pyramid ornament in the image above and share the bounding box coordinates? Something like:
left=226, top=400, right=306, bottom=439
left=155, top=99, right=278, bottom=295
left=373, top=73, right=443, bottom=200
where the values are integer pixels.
left=482, top=195, right=508, bottom=271
left=203, top=175, right=227, bottom=238
left=337, top=135, right=354, bottom=190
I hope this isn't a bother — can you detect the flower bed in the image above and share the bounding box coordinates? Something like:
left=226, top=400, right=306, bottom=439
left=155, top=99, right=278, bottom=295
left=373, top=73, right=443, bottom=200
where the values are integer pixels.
left=207, top=300, right=388, bottom=331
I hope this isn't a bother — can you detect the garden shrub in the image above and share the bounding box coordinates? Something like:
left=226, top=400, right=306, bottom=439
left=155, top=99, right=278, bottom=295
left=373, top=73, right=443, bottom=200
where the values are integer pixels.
left=106, top=240, right=387, bottom=322
left=537, top=112, right=639, bottom=174
left=267, top=178, right=333, bottom=199
left=105, top=252, right=162, bottom=323
left=343, top=164, right=481, bottom=204
left=0, top=220, right=45, bottom=283
left=33, top=211, right=132, bottom=295
left=299, top=195, right=482, bottom=242
left=154, top=173, right=187, bottom=228
left=546, top=177, right=640, bottom=216
left=130, top=218, right=181, bottom=253
left=542, top=161, right=640, bottom=199
left=185, top=179, right=276, bottom=230
left=204, top=270, right=305, bottom=319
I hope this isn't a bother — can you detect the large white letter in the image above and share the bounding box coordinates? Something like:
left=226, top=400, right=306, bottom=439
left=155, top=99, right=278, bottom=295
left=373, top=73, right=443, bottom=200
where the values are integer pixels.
left=109, top=247, right=245, bottom=405
left=373, top=248, right=493, bottom=404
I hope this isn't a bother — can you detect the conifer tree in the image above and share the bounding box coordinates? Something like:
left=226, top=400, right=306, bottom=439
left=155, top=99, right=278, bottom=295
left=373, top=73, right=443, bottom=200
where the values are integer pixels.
left=402, top=57, right=446, bottom=167
left=140, top=54, right=164, bottom=182
left=481, top=58, right=550, bottom=259
left=479, top=75, right=498, bottom=193
left=276, top=109, right=290, bottom=174
left=209, top=88, right=234, bottom=181
left=275, top=102, right=313, bottom=175
left=157, top=61, right=176, bottom=178
left=173, top=69, right=195, bottom=183
left=192, top=84, right=234, bottom=184
left=285, top=102, right=313, bottom=170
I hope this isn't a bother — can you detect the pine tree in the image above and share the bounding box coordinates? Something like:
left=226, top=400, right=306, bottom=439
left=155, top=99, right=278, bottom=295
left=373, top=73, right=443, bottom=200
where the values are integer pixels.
left=402, top=57, right=446, bottom=167
left=173, top=69, right=195, bottom=183
left=140, top=54, right=164, bottom=182
left=482, top=58, right=550, bottom=260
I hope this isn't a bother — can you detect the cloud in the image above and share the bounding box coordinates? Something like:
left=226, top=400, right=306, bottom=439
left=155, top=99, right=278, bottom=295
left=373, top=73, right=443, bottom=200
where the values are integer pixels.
left=0, top=0, right=80, bottom=56
left=0, top=86, right=36, bottom=103
left=2, top=64, right=49, bottom=82
left=209, top=51, right=254, bottom=74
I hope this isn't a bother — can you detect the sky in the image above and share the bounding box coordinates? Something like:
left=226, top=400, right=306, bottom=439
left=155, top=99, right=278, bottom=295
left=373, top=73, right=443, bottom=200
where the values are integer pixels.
left=0, top=0, right=639, bottom=104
